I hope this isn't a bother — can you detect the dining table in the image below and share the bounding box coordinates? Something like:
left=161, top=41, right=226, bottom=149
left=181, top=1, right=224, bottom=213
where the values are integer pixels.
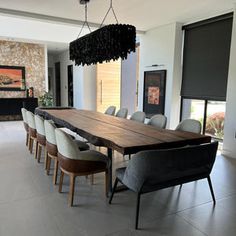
left=36, top=107, right=211, bottom=193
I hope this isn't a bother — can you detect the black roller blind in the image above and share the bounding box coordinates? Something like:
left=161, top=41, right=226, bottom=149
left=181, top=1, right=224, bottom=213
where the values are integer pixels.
left=181, top=13, right=233, bottom=101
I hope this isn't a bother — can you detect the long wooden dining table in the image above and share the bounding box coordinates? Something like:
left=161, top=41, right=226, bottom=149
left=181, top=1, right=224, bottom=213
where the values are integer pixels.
left=36, top=108, right=211, bottom=193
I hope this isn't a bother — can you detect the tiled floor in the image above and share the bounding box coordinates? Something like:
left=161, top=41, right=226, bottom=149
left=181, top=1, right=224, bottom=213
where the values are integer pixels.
left=1, top=121, right=236, bottom=236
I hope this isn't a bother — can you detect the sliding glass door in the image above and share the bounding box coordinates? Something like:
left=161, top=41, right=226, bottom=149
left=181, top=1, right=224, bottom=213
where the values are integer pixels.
left=180, top=98, right=226, bottom=140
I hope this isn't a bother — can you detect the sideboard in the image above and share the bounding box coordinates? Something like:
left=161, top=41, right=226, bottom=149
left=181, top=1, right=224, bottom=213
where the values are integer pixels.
left=0, top=98, right=38, bottom=120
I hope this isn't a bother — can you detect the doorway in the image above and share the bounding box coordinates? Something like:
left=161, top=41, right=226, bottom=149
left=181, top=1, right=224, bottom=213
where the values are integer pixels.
left=96, top=60, right=121, bottom=113
left=55, top=62, right=61, bottom=106
left=67, top=65, right=73, bottom=107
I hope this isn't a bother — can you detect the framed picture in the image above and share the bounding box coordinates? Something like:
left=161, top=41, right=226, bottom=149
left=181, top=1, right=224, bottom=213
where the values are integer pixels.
left=143, top=70, right=166, bottom=118
left=0, top=65, right=26, bottom=91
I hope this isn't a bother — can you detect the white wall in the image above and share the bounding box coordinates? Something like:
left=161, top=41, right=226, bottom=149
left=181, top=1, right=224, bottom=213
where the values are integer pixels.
left=138, top=23, right=183, bottom=128
left=83, top=65, right=97, bottom=111
left=121, top=51, right=138, bottom=115
left=222, top=9, right=236, bottom=158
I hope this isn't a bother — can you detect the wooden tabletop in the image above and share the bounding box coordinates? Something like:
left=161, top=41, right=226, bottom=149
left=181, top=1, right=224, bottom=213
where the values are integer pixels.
left=37, top=108, right=211, bottom=155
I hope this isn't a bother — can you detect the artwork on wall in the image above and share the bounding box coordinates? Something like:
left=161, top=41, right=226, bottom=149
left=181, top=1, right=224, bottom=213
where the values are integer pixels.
left=0, top=65, right=26, bottom=91
left=143, top=70, right=166, bottom=118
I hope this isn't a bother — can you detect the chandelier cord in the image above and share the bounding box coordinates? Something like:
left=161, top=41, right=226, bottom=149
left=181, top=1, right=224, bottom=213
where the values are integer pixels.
left=77, top=3, right=92, bottom=38
left=100, top=0, right=119, bottom=28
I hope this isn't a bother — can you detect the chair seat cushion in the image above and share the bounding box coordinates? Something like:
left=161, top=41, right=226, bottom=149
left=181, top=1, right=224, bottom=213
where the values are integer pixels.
left=74, top=140, right=90, bottom=151
left=78, top=150, right=109, bottom=165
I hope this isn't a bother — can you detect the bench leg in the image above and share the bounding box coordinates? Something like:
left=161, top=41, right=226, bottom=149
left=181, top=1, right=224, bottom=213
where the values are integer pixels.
left=135, top=193, right=141, bottom=230
left=207, top=176, right=216, bottom=204
left=109, top=177, right=119, bottom=204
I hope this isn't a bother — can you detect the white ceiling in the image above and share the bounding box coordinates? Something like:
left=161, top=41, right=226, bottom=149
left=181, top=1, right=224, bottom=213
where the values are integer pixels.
left=0, top=0, right=234, bottom=31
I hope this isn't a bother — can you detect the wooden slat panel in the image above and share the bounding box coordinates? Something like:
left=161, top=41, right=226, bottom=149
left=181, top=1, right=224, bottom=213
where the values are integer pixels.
left=96, top=60, right=121, bottom=113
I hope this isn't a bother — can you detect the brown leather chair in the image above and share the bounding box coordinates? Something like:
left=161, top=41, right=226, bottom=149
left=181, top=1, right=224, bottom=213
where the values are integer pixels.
left=44, top=120, right=90, bottom=185
left=35, top=115, right=46, bottom=163
left=55, top=128, right=110, bottom=206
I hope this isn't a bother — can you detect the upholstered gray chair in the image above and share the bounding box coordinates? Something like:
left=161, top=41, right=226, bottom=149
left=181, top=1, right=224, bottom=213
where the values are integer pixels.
left=21, top=108, right=29, bottom=146
left=35, top=115, right=46, bottom=163
left=109, top=142, right=218, bottom=229
left=104, top=106, right=116, bottom=116
left=130, top=111, right=146, bottom=123
left=116, top=108, right=128, bottom=119
left=44, top=120, right=90, bottom=185
left=147, top=114, right=167, bottom=129
left=26, top=111, right=37, bottom=157
left=55, top=128, right=110, bottom=206
left=176, top=119, right=202, bottom=134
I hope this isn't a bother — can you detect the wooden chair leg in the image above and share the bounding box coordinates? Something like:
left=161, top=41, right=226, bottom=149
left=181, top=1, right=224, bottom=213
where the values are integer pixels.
left=58, top=170, right=64, bottom=193
left=69, top=175, right=76, bottom=206
left=53, top=159, right=58, bottom=185
left=207, top=176, right=216, bottom=204
left=34, top=141, right=38, bottom=159
left=135, top=193, right=141, bottom=230
left=44, top=150, right=48, bottom=170
left=26, top=133, right=29, bottom=146
left=29, top=137, right=33, bottom=153
left=47, top=157, right=51, bottom=175
left=109, top=177, right=119, bottom=204
left=28, top=136, right=31, bottom=151
left=37, top=145, right=42, bottom=163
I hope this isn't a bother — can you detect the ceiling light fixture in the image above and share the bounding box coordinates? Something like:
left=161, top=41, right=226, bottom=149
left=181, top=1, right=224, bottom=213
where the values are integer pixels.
left=69, top=0, right=136, bottom=66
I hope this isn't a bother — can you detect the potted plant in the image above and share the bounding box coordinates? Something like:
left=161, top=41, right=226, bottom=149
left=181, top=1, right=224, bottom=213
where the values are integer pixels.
left=39, top=92, right=53, bottom=107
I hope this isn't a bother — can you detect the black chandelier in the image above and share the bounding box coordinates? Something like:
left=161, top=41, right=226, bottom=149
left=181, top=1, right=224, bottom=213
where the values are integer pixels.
left=69, top=0, right=136, bottom=66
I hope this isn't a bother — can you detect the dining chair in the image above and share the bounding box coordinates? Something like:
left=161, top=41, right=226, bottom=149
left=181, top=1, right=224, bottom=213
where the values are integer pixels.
left=147, top=114, right=167, bottom=129
left=104, top=106, right=116, bottom=116
left=21, top=108, right=29, bottom=146
left=26, top=111, right=37, bottom=157
left=175, top=119, right=202, bottom=134
left=116, top=108, right=128, bottom=118
left=55, top=128, right=110, bottom=206
left=130, top=111, right=146, bottom=123
left=35, top=115, right=46, bottom=163
left=44, top=120, right=90, bottom=184
left=44, top=119, right=59, bottom=184
left=109, top=142, right=218, bottom=229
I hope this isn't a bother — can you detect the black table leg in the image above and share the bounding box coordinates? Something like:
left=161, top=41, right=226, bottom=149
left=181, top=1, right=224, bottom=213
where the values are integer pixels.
left=107, top=147, right=113, bottom=195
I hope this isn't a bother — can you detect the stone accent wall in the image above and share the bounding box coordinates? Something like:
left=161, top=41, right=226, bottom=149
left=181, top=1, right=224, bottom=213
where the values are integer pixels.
left=0, top=40, right=45, bottom=98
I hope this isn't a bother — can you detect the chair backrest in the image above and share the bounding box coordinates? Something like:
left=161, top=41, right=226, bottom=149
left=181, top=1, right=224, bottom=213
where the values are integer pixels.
left=147, top=114, right=167, bottom=129
left=21, top=108, right=28, bottom=123
left=116, top=108, right=128, bottom=118
left=44, top=120, right=57, bottom=145
left=26, top=111, right=36, bottom=129
left=130, top=111, right=146, bottom=123
left=175, top=119, right=202, bottom=134
left=121, top=142, right=218, bottom=193
left=35, top=115, right=45, bottom=136
left=55, top=128, right=80, bottom=160
left=104, top=106, right=116, bottom=116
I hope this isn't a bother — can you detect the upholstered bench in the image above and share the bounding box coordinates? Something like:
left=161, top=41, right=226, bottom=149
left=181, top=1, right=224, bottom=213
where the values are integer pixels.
left=109, top=141, right=218, bottom=229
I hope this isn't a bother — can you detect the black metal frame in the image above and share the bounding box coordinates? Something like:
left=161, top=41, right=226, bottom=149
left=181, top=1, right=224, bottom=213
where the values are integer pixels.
left=180, top=97, right=224, bottom=139
left=143, top=70, right=166, bottom=118
left=109, top=176, right=216, bottom=230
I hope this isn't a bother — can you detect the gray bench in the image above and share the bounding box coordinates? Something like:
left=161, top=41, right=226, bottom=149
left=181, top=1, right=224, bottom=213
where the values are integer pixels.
left=109, top=141, right=218, bottom=229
